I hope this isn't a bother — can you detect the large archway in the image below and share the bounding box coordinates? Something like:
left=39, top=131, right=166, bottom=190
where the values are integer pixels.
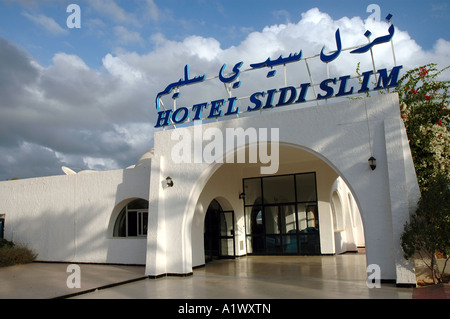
left=191, top=143, right=366, bottom=267
left=147, top=94, right=418, bottom=285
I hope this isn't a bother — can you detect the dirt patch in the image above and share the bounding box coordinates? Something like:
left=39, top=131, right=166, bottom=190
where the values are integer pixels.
left=414, top=254, right=449, bottom=286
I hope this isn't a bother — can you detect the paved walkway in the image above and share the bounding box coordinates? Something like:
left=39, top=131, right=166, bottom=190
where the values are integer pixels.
left=71, top=254, right=415, bottom=299
left=0, top=254, right=447, bottom=299
left=0, top=262, right=146, bottom=299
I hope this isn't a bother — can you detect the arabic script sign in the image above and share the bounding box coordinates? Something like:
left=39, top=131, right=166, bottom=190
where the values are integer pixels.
left=154, top=14, right=401, bottom=128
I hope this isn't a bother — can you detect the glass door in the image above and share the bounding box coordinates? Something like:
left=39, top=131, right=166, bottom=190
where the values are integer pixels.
left=264, top=204, right=298, bottom=254
left=204, top=207, right=220, bottom=263
left=279, top=204, right=299, bottom=254
left=243, top=172, right=321, bottom=255
left=204, top=200, right=236, bottom=262
left=219, top=211, right=236, bottom=258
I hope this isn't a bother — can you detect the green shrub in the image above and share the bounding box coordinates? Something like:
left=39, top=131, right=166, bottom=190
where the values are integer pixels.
left=0, top=238, right=15, bottom=249
left=401, top=173, right=450, bottom=284
left=0, top=242, right=37, bottom=267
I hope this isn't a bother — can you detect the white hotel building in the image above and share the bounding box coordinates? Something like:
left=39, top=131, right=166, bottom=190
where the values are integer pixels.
left=0, top=16, right=423, bottom=286
left=0, top=91, right=420, bottom=287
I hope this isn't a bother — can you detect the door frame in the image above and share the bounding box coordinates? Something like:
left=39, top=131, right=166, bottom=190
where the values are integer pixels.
left=219, top=210, right=236, bottom=259
left=204, top=200, right=236, bottom=262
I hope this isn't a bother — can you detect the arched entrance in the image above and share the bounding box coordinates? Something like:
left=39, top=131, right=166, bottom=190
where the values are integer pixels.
left=204, top=199, right=236, bottom=263
left=190, top=144, right=366, bottom=267
left=148, top=94, right=419, bottom=284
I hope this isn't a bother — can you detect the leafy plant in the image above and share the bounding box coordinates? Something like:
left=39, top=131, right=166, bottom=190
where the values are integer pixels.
left=400, top=173, right=450, bottom=284
left=394, top=64, right=450, bottom=285
left=0, top=240, right=37, bottom=267
left=395, top=63, right=450, bottom=192
left=0, top=238, right=15, bottom=249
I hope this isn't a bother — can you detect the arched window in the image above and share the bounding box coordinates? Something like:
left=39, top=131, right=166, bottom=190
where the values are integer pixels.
left=113, top=199, right=149, bottom=237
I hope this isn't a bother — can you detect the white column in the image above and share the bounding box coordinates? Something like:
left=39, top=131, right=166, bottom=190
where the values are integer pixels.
left=384, top=117, right=418, bottom=286
left=145, top=154, right=167, bottom=277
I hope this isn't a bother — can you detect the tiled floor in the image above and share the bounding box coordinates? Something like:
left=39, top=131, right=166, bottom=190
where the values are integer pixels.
left=0, top=262, right=146, bottom=299
left=2, top=254, right=447, bottom=299
left=72, top=254, right=414, bottom=299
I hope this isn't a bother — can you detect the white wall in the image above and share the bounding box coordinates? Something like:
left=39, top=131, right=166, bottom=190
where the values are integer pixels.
left=0, top=161, right=151, bottom=265
left=330, top=177, right=365, bottom=254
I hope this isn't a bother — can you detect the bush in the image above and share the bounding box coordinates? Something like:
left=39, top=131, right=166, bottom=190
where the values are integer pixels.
left=401, top=173, right=450, bottom=284
left=395, top=63, right=450, bottom=192
left=0, top=238, right=15, bottom=249
left=0, top=241, right=37, bottom=267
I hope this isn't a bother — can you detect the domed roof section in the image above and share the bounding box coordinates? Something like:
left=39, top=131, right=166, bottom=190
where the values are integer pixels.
left=135, top=148, right=154, bottom=167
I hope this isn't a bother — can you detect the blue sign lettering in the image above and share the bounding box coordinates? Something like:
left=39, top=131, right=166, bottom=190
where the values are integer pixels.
left=154, top=15, right=401, bottom=128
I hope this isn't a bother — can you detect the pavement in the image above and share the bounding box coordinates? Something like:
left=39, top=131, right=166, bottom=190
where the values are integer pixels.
left=0, top=262, right=147, bottom=299
left=0, top=254, right=448, bottom=299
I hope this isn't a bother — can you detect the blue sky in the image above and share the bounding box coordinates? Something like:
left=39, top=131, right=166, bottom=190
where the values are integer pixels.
left=1, top=0, right=448, bottom=68
left=0, top=0, right=449, bottom=180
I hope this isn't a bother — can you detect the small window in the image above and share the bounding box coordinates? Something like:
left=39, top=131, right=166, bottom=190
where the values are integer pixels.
left=113, top=199, right=149, bottom=237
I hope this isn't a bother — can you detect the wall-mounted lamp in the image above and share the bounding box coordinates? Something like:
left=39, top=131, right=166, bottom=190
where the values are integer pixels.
left=239, top=192, right=246, bottom=200
left=166, top=176, right=174, bottom=187
left=368, top=156, right=376, bottom=170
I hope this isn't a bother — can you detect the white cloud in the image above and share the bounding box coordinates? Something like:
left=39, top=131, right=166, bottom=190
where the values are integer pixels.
left=22, top=11, right=68, bottom=35
left=113, top=25, right=145, bottom=46
left=145, top=0, right=159, bottom=22
left=182, top=36, right=222, bottom=62
left=89, top=0, right=137, bottom=25
left=102, top=53, right=145, bottom=83
left=1, top=7, right=449, bottom=180
left=82, top=156, right=121, bottom=171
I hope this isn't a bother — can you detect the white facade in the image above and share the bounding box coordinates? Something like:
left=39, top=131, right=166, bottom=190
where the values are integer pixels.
left=0, top=93, right=420, bottom=286
left=146, top=93, right=419, bottom=285
left=0, top=154, right=151, bottom=265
